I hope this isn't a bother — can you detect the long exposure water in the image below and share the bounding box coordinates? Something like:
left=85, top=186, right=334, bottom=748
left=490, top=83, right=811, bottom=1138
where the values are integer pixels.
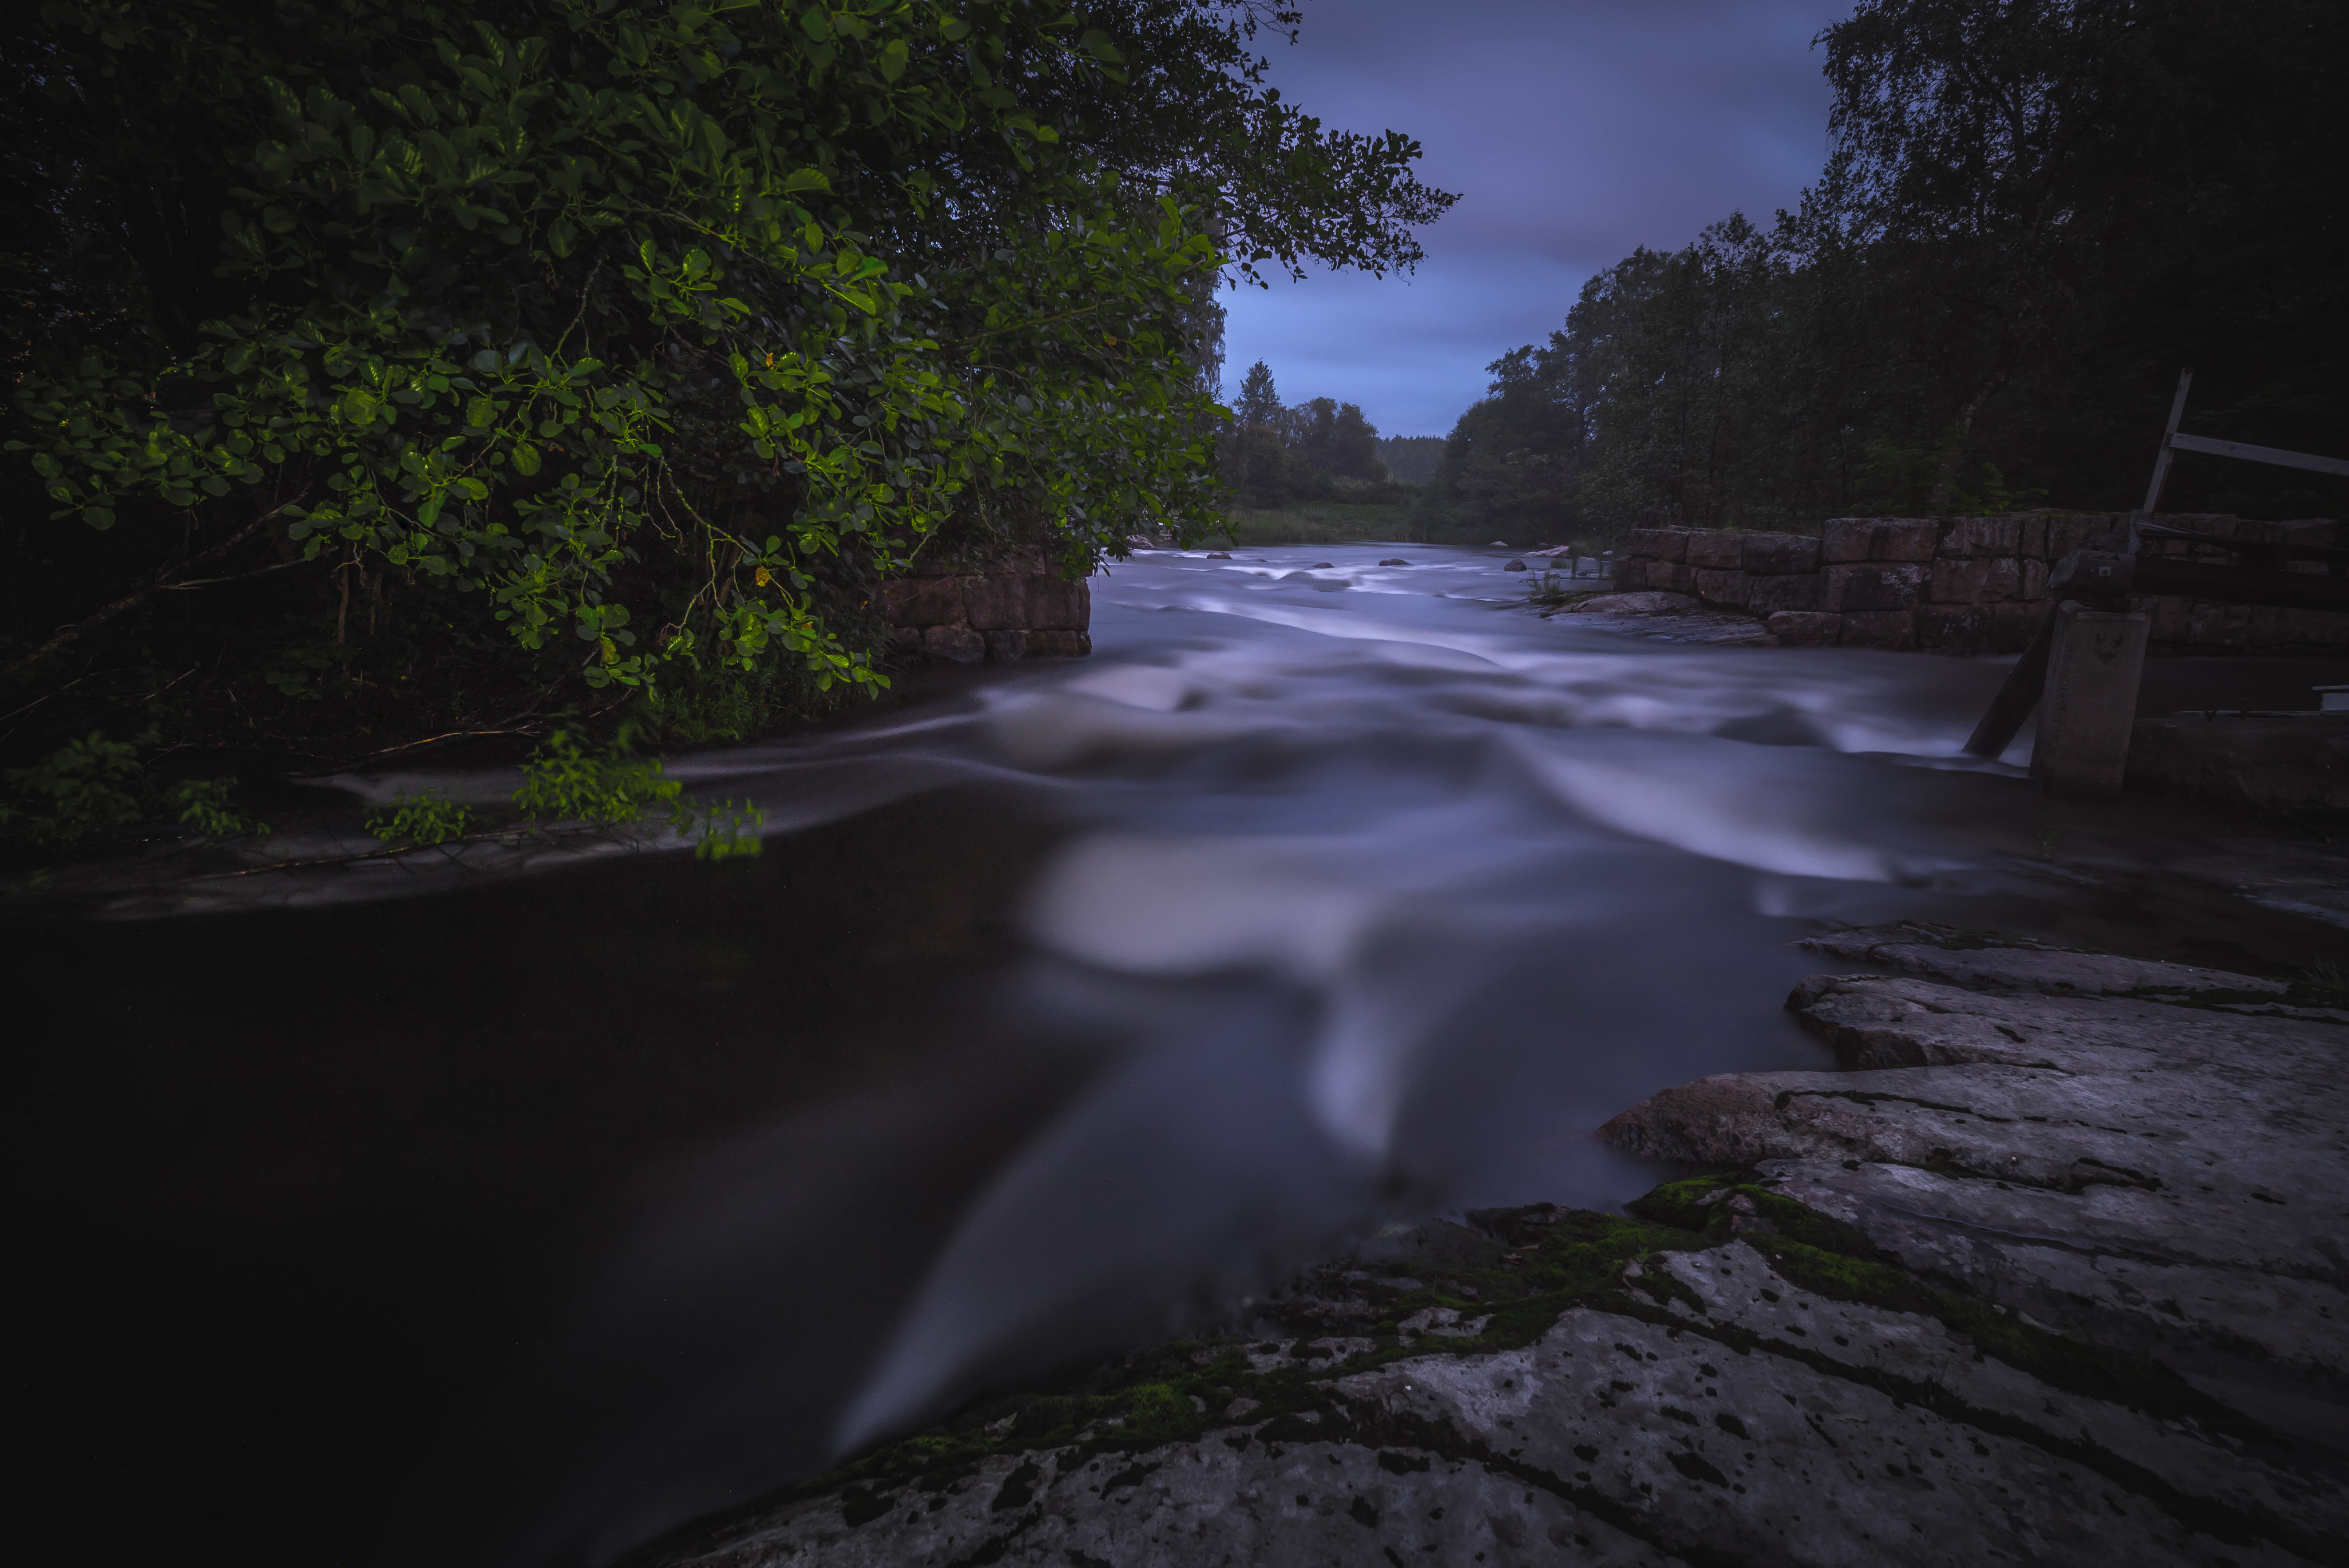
left=17, top=545, right=2346, bottom=1567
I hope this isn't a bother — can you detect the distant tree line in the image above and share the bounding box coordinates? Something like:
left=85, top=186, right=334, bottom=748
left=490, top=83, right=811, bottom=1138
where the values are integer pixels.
left=1218, top=359, right=1412, bottom=507
left=1375, top=436, right=1445, bottom=486
left=1415, top=0, right=2349, bottom=545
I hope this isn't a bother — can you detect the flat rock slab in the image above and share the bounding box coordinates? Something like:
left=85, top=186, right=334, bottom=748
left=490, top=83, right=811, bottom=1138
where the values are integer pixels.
left=1602, top=926, right=2349, bottom=1463
left=1798, top=919, right=2287, bottom=999
left=639, top=927, right=2349, bottom=1568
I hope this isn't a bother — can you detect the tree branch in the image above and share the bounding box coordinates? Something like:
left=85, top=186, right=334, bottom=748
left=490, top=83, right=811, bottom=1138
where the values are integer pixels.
left=0, top=490, right=311, bottom=684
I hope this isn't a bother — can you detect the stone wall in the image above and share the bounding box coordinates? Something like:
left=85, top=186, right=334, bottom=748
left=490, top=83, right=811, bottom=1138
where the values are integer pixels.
left=1612, top=511, right=2348, bottom=653
left=878, top=553, right=1092, bottom=665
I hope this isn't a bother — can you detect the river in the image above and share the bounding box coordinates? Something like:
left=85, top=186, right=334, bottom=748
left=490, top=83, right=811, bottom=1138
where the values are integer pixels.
left=16, top=544, right=2344, bottom=1567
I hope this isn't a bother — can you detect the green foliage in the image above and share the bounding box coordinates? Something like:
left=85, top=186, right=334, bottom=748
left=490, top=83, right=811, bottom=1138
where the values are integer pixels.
left=509, top=722, right=761, bottom=857
left=1522, top=569, right=1601, bottom=611
left=9, top=0, right=1222, bottom=699
left=1233, top=359, right=1281, bottom=428
left=1218, top=360, right=1390, bottom=507
left=678, top=796, right=765, bottom=862
left=1373, top=434, right=1445, bottom=485
left=1418, top=0, right=2349, bottom=538
left=2298, top=960, right=2348, bottom=1008
left=1410, top=341, right=1584, bottom=545
left=511, top=725, right=679, bottom=828
left=362, top=786, right=471, bottom=847
left=0, top=0, right=1453, bottom=790
left=0, top=730, right=148, bottom=845
left=171, top=777, right=269, bottom=843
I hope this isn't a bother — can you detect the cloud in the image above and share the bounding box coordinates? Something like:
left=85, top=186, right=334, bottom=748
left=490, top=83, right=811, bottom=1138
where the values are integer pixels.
left=1222, top=0, right=1852, bottom=435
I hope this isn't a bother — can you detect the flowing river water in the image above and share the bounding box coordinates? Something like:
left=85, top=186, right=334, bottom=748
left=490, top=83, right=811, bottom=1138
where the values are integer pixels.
left=16, top=544, right=2348, bottom=1568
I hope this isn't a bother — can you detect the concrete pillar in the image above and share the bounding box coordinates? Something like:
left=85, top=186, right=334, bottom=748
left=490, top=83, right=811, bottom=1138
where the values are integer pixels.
left=2031, top=600, right=2149, bottom=800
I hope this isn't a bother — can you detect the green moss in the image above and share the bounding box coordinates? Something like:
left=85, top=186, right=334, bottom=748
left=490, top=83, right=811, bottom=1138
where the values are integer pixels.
left=727, top=1174, right=2259, bottom=1530
left=1120, top=1382, right=1198, bottom=1441
left=1623, top=1172, right=1746, bottom=1230
left=1736, top=1222, right=2256, bottom=1437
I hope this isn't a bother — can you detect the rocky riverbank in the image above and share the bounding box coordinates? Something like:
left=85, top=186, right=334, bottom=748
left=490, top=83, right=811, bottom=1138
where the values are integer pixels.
left=632, top=924, right=2347, bottom=1568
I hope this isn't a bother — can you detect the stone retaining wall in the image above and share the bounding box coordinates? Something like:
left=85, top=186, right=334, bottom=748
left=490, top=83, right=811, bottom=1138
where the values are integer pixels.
left=878, top=554, right=1092, bottom=665
left=1612, top=511, right=2347, bottom=653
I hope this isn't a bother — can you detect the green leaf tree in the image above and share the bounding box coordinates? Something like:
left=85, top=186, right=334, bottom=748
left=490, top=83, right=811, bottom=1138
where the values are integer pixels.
left=0, top=0, right=1454, bottom=782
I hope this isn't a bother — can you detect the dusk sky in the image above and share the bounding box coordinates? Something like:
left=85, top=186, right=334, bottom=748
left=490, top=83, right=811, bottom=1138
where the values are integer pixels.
left=1224, top=0, right=1856, bottom=437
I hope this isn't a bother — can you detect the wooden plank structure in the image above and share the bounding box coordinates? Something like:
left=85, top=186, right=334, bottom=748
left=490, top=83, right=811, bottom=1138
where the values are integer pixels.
left=1964, top=370, right=2349, bottom=796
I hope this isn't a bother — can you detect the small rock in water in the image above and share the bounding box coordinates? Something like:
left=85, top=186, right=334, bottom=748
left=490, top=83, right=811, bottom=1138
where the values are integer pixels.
left=1379, top=557, right=1410, bottom=566
left=1503, top=558, right=1527, bottom=571
left=1565, top=591, right=1699, bottom=616
left=1489, top=539, right=1508, bottom=546
left=1309, top=562, right=1334, bottom=569
left=1205, top=550, right=1231, bottom=558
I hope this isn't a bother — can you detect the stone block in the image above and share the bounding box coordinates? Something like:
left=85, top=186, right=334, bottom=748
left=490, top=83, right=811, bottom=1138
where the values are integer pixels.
left=1839, top=610, right=1916, bottom=649
left=1767, top=611, right=1841, bottom=647
left=1983, top=600, right=2044, bottom=653
left=2017, top=513, right=2050, bottom=561
left=922, top=624, right=986, bottom=665
left=962, top=574, right=1031, bottom=630
left=1822, top=517, right=1937, bottom=563
left=1684, top=531, right=1747, bottom=570
left=2156, top=512, right=2236, bottom=539
left=2278, top=519, right=2339, bottom=550
left=1624, top=527, right=1695, bottom=562
left=1928, top=556, right=2020, bottom=604
left=1612, top=558, right=1650, bottom=591
left=2274, top=606, right=2349, bottom=649
left=1820, top=517, right=1876, bottom=563
left=1822, top=562, right=1925, bottom=612
left=1747, top=573, right=1822, bottom=614
left=1915, top=604, right=1987, bottom=650
left=1648, top=562, right=1696, bottom=595
left=1692, top=567, right=1755, bottom=608
left=2128, top=713, right=2349, bottom=813
left=2034, top=605, right=2148, bottom=802
left=2133, top=595, right=2192, bottom=646
left=879, top=576, right=967, bottom=627
left=2044, top=514, right=2111, bottom=561
left=1024, top=577, right=1090, bottom=630
left=982, top=630, right=1027, bottom=663
left=1741, top=533, right=1821, bottom=575
left=1023, top=629, right=1092, bottom=658
left=2019, top=558, right=2049, bottom=601
left=2184, top=602, right=2252, bottom=649
left=1936, top=516, right=2021, bottom=558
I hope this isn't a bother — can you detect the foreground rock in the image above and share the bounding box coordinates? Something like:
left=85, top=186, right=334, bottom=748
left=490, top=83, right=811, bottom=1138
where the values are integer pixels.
left=636, top=925, right=2347, bottom=1568
left=1604, top=923, right=2349, bottom=1456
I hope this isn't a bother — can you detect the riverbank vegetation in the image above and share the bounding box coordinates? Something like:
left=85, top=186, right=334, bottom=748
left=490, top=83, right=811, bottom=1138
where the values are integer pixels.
left=1205, top=494, right=1413, bottom=548
left=0, top=0, right=1453, bottom=854
left=1414, top=0, right=2349, bottom=546
left=1204, top=356, right=1423, bottom=543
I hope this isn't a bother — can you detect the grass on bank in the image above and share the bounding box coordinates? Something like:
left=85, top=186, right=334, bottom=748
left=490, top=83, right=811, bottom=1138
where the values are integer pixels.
left=1203, top=501, right=1417, bottom=548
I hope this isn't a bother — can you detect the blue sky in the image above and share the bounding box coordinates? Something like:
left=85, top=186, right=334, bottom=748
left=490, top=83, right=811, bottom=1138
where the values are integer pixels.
left=1221, top=1, right=1855, bottom=437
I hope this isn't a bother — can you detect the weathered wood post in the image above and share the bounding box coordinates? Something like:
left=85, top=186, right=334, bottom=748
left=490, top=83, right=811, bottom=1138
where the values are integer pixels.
left=2030, top=600, right=2150, bottom=800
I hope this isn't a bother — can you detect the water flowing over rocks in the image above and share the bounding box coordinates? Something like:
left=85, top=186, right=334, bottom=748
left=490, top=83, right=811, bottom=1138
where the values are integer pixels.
left=633, top=925, right=2348, bottom=1568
